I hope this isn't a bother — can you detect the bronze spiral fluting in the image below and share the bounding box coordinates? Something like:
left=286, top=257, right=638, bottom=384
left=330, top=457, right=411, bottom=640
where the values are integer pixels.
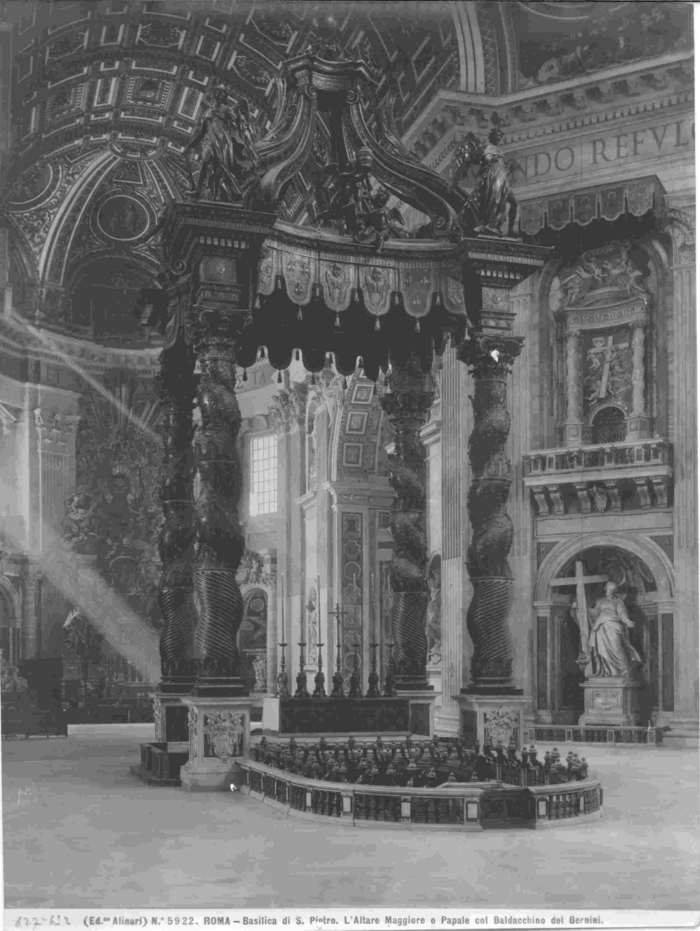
left=190, top=321, right=247, bottom=693
left=380, top=356, right=434, bottom=691
left=466, top=577, right=514, bottom=687
left=156, top=343, right=197, bottom=686
left=391, top=591, right=430, bottom=688
left=193, top=567, right=243, bottom=680
left=460, top=349, right=523, bottom=691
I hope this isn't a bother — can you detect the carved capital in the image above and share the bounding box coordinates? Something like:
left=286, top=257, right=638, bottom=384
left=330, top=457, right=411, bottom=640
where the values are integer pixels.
left=33, top=410, right=80, bottom=454
left=457, top=334, right=524, bottom=379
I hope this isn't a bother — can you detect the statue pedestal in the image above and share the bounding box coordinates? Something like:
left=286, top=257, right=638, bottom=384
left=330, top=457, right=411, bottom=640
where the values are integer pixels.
left=457, top=694, right=530, bottom=750
left=579, top=678, right=644, bottom=727
left=179, top=696, right=252, bottom=792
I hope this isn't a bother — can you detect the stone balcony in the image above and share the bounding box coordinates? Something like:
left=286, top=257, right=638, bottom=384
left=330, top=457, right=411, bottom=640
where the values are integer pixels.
left=523, top=439, right=672, bottom=518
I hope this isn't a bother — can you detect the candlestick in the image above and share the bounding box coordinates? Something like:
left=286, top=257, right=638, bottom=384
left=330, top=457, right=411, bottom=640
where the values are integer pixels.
left=277, top=642, right=290, bottom=699
left=367, top=641, right=380, bottom=697
left=295, top=641, right=309, bottom=698
left=349, top=641, right=362, bottom=698
left=313, top=641, right=326, bottom=698
left=329, top=603, right=346, bottom=699
left=384, top=638, right=396, bottom=697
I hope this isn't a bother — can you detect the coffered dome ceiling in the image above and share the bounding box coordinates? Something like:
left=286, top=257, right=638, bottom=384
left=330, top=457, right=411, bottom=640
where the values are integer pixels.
left=1, top=0, right=691, bottom=348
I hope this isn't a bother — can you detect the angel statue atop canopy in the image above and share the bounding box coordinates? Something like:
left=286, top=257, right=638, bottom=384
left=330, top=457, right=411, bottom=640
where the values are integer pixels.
left=184, top=85, right=260, bottom=202
left=450, top=126, right=521, bottom=237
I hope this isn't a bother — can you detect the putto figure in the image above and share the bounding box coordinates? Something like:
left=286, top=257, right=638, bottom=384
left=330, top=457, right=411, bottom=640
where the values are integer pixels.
left=184, top=85, right=259, bottom=203
left=450, top=126, right=520, bottom=237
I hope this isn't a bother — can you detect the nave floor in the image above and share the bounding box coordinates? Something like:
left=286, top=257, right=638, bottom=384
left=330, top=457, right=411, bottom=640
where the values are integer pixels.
left=2, top=724, right=699, bottom=911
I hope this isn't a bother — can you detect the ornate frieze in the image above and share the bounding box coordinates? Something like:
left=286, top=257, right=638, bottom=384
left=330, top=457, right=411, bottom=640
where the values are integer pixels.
left=33, top=410, right=80, bottom=454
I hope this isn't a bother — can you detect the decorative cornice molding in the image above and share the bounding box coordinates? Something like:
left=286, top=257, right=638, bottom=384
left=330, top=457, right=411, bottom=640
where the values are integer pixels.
left=405, top=52, right=694, bottom=171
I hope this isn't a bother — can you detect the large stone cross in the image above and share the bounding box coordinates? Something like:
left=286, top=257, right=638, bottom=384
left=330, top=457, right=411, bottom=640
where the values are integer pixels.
left=550, top=560, right=609, bottom=644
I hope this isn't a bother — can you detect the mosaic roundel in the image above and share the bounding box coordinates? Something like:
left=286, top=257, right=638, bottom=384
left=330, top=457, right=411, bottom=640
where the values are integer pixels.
left=97, top=195, right=150, bottom=241
left=10, top=163, right=54, bottom=206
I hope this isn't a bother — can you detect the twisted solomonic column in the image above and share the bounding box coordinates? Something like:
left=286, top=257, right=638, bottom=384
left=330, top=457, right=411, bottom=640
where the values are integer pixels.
left=187, top=305, right=247, bottom=695
left=380, top=353, right=434, bottom=690
left=156, top=337, right=198, bottom=690
left=458, top=334, right=524, bottom=691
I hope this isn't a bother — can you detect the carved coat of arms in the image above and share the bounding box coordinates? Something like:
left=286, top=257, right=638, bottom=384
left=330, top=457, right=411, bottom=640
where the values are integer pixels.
left=204, top=710, right=245, bottom=763
left=483, top=706, right=519, bottom=748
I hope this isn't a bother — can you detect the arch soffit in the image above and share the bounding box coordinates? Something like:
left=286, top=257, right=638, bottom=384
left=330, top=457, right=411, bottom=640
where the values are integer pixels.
left=0, top=576, right=21, bottom=624
left=451, top=0, right=486, bottom=94
left=535, top=533, right=675, bottom=604
left=40, top=150, right=118, bottom=285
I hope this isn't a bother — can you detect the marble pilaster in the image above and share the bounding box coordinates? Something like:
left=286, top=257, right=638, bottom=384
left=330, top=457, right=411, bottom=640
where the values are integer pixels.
left=563, top=328, right=583, bottom=447
left=667, top=217, right=698, bottom=738
left=434, top=345, right=467, bottom=736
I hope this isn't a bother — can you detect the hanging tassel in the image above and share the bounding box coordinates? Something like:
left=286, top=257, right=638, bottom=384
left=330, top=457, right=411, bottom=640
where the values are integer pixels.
left=254, top=295, right=261, bottom=310
left=277, top=370, right=282, bottom=384
left=297, top=306, right=303, bottom=321
left=242, top=369, right=248, bottom=382
left=326, top=353, right=334, bottom=366
left=342, top=376, right=347, bottom=390
left=295, top=349, right=300, bottom=362
left=310, top=373, right=316, bottom=386
left=335, top=312, right=341, bottom=328
left=374, top=317, right=381, bottom=332
left=392, top=292, right=399, bottom=306
left=415, top=319, right=421, bottom=333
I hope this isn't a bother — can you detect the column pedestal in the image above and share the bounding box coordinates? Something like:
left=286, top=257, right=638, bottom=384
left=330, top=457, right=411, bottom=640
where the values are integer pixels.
left=399, top=689, right=438, bottom=738
left=579, top=678, right=644, bottom=727
left=180, top=696, right=252, bottom=792
left=456, top=693, right=530, bottom=751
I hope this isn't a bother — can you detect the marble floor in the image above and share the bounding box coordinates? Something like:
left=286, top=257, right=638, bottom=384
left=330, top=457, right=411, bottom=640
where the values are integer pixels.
left=2, top=724, right=699, bottom=911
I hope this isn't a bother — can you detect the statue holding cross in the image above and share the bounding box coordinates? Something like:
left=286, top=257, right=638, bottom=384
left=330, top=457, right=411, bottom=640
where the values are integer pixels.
left=551, top=561, right=642, bottom=679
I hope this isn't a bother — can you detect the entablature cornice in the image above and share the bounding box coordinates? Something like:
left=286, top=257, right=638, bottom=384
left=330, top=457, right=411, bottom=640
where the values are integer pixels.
left=325, top=480, right=394, bottom=510
left=404, top=49, right=694, bottom=161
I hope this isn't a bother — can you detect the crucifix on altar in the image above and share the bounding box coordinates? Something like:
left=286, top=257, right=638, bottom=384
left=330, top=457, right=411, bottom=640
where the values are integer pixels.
left=550, top=560, right=610, bottom=671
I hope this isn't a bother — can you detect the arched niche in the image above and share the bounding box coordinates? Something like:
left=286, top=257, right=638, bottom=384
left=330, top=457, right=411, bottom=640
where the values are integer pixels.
left=533, top=535, right=675, bottom=723
left=238, top=586, right=268, bottom=693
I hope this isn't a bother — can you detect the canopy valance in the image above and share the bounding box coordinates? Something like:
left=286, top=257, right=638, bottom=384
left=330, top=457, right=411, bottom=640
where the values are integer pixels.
left=519, top=175, right=665, bottom=236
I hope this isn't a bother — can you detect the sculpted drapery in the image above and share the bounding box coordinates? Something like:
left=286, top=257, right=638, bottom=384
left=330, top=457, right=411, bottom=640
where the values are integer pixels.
left=587, top=582, right=642, bottom=678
